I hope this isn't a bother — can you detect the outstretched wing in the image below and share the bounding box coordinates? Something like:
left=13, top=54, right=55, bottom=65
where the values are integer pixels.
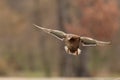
left=80, top=37, right=111, bottom=46
left=33, top=24, right=67, bottom=40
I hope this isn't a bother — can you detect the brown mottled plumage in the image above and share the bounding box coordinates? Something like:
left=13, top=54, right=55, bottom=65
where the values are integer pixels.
left=33, top=24, right=111, bottom=56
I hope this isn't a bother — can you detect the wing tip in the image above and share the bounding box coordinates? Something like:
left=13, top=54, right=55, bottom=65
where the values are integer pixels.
left=33, top=24, right=44, bottom=29
left=32, top=24, right=36, bottom=26
left=33, top=24, right=38, bottom=28
left=107, top=42, right=111, bottom=45
left=97, top=41, right=112, bottom=46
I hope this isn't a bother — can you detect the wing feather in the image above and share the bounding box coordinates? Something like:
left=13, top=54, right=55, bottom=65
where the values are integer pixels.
left=80, top=37, right=111, bottom=46
left=33, top=24, right=66, bottom=40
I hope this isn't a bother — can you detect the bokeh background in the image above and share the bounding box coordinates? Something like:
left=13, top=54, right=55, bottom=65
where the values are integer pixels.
left=0, top=0, right=120, bottom=77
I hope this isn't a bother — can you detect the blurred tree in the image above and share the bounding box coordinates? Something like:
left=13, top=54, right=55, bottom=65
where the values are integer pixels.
left=57, top=0, right=90, bottom=77
left=57, top=0, right=119, bottom=77
left=0, top=0, right=119, bottom=77
left=73, top=0, right=119, bottom=76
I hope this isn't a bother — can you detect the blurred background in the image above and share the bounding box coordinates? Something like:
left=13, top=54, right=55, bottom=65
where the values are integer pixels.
left=0, top=0, right=120, bottom=77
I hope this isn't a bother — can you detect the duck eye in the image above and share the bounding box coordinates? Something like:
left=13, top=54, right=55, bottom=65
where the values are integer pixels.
left=69, top=38, right=75, bottom=42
